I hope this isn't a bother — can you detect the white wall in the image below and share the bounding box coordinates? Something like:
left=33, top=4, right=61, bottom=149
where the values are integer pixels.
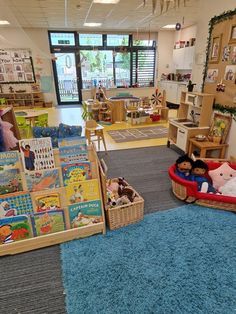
left=0, top=27, right=57, bottom=104
left=157, top=30, right=175, bottom=81
left=174, top=25, right=197, bottom=43
left=191, top=0, right=236, bottom=158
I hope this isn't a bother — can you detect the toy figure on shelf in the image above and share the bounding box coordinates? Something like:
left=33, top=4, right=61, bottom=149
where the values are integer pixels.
left=9, top=86, right=14, bottom=93
left=191, top=160, right=217, bottom=193
left=175, top=154, right=193, bottom=179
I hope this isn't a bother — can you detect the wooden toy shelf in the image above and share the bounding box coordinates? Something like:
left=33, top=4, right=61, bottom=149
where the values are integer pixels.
left=0, top=92, right=45, bottom=108
left=0, top=145, right=106, bottom=256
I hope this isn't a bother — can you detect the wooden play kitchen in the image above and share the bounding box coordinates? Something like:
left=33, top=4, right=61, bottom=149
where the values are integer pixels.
left=167, top=91, right=215, bottom=153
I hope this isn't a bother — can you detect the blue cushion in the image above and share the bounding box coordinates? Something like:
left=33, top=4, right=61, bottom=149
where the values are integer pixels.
left=32, top=126, right=59, bottom=148
left=58, top=123, right=82, bottom=138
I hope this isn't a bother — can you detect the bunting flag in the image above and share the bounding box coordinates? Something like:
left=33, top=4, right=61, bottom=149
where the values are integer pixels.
left=143, top=0, right=147, bottom=7
left=152, top=0, right=158, bottom=14
left=160, top=0, right=164, bottom=13
left=166, top=0, right=171, bottom=11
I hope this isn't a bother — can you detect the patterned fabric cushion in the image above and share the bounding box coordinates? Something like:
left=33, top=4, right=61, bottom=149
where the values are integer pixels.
left=32, top=126, right=59, bottom=148
left=58, top=123, right=82, bottom=138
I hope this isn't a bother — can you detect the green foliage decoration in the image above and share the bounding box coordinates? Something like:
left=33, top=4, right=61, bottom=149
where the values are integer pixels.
left=213, top=103, right=236, bottom=122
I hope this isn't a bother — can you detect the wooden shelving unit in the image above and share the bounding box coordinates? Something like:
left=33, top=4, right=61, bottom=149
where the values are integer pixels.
left=0, top=145, right=106, bottom=256
left=0, top=92, right=45, bottom=108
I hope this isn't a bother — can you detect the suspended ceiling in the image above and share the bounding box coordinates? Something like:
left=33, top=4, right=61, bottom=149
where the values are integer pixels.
left=0, top=0, right=200, bottom=31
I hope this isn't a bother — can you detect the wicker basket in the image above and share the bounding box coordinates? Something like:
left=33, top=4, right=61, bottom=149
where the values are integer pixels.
left=106, top=196, right=144, bottom=230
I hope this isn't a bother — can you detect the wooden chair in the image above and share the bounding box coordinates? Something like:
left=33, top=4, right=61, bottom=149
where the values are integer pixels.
left=34, top=113, right=49, bottom=127
left=16, top=116, right=31, bottom=138
left=85, top=119, right=107, bottom=152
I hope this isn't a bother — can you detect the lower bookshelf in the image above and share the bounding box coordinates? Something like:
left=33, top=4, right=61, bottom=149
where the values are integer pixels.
left=0, top=144, right=106, bottom=256
left=0, top=222, right=105, bottom=256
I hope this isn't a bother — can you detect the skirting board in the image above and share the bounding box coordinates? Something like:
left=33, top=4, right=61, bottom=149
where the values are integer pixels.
left=0, top=222, right=105, bottom=256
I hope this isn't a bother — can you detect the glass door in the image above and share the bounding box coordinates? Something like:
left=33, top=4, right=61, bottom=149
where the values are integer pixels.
left=53, top=52, right=81, bottom=105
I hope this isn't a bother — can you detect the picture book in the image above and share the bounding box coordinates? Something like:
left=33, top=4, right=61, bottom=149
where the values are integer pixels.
left=19, top=137, right=55, bottom=172
left=58, top=136, right=87, bottom=150
left=65, top=179, right=100, bottom=204
left=31, top=210, right=65, bottom=236
left=0, top=168, right=23, bottom=195
left=25, top=168, right=61, bottom=192
left=34, top=193, right=61, bottom=212
left=59, top=145, right=88, bottom=163
left=0, top=192, right=33, bottom=218
left=0, top=151, right=20, bottom=170
left=0, top=215, right=32, bottom=244
left=61, top=162, right=92, bottom=186
left=68, top=200, right=103, bottom=228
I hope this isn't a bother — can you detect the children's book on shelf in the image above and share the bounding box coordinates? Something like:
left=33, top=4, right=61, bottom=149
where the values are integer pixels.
left=69, top=200, right=103, bottom=228
left=0, top=151, right=20, bottom=169
left=31, top=210, right=65, bottom=236
left=34, top=193, right=61, bottom=212
left=66, top=179, right=100, bottom=204
left=25, top=168, right=61, bottom=192
left=59, top=145, right=88, bottom=163
left=19, top=137, right=55, bottom=172
left=0, top=215, right=33, bottom=244
left=58, top=136, right=87, bottom=150
left=0, top=192, right=33, bottom=218
left=0, top=151, right=23, bottom=194
left=0, top=168, right=23, bottom=195
left=61, top=162, right=92, bottom=186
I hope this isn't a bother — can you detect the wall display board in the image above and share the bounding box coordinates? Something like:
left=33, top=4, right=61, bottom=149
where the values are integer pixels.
left=203, top=9, right=236, bottom=108
left=0, top=49, right=35, bottom=84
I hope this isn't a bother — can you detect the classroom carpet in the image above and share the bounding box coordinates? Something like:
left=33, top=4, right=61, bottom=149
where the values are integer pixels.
left=107, top=126, right=168, bottom=142
left=61, top=205, right=236, bottom=314
left=98, top=145, right=184, bottom=213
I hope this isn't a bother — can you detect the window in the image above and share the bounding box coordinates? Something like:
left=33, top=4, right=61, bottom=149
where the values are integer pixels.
left=80, top=50, right=113, bottom=89
left=107, top=34, right=129, bottom=46
left=132, top=50, right=155, bottom=87
left=49, top=33, right=75, bottom=46
left=114, top=52, right=131, bottom=87
left=133, top=40, right=154, bottom=47
left=79, top=34, right=103, bottom=46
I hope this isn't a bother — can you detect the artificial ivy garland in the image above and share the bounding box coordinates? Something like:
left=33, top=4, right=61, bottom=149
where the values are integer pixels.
left=202, top=8, right=236, bottom=91
left=213, top=103, right=236, bottom=121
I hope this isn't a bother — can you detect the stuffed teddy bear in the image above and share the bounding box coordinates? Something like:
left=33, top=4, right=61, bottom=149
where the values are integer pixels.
left=191, top=160, right=217, bottom=193
left=175, top=154, right=194, bottom=180
left=208, top=162, right=236, bottom=190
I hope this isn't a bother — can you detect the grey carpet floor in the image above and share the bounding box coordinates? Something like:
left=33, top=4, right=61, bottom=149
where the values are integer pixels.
left=99, top=146, right=184, bottom=214
left=0, top=146, right=182, bottom=314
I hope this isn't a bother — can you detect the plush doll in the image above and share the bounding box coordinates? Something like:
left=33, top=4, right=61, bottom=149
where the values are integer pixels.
left=208, top=162, right=236, bottom=190
left=219, top=176, right=236, bottom=196
left=175, top=154, right=193, bottom=179
left=191, top=160, right=217, bottom=193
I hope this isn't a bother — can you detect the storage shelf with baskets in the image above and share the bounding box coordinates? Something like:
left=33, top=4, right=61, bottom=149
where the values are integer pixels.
left=0, top=92, right=45, bottom=108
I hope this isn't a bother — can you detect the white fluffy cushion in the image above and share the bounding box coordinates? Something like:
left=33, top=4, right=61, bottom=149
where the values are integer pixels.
left=219, top=176, right=236, bottom=196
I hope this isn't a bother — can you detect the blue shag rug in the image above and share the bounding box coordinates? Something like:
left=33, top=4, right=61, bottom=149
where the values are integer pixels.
left=60, top=205, right=236, bottom=314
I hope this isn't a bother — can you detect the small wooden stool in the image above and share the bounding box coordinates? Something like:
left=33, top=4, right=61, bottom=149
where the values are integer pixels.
left=85, top=120, right=107, bottom=152
left=188, top=138, right=228, bottom=158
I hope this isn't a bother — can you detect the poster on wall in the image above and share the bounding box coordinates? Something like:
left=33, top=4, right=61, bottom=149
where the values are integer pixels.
left=224, top=65, right=236, bottom=81
left=205, top=69, right=218, bottom=83
left=0, top=49, right=35, bottom=83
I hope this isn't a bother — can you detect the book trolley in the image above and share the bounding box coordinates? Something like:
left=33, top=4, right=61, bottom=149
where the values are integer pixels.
left=0, top=142, right=106, bottom=256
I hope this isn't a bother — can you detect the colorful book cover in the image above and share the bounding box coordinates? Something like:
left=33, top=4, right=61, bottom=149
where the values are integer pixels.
left=0, top=192, right=33, bottom=218
left=25, top=168, right=61, bottom=192
left=31, top=210, right=65, bottom=236
left=65, top=179, right=100, bottom=204
left=59, top=145, right=88, bottom=163
left=19, top=137, right=55, bottom=172
left=61, top=162, right=92, bottom=186
left=0, top=215, right=32, bottom=244
left=0, top=151, right=20, bottom=170
left=69, top=200, right=103, bottom=228
left=58, top=136, right=87, bottom=150
left=0, top=168, right=23, bottom=195
left=34, top=193, right=61, bottom=212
